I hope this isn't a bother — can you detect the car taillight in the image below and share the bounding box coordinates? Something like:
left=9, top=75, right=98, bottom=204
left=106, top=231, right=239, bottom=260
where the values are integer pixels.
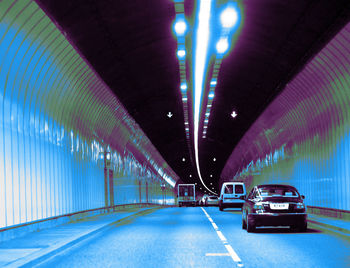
left=253, top=202, right=265, bottom=214
left=296, top=203, right=305, bottom=209
left=253, top=203, right=264, bottom=210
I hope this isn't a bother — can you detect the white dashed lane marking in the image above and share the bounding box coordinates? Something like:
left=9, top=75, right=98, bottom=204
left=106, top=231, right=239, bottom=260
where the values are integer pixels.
left=205, top=253, right=230, bottom=256
left=201, top=207, right=244, bottom=267
left=211, top=222, right=219, bottom=230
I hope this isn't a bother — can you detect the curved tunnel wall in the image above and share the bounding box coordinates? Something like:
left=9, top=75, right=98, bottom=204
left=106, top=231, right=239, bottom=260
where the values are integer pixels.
left=221, top=22, right=350, bottom=211
left=0, top=0, right=177, bottom=229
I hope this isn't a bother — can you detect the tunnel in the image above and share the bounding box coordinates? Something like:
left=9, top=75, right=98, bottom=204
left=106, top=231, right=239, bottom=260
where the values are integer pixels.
left=0, top=0, right=349, bottom=267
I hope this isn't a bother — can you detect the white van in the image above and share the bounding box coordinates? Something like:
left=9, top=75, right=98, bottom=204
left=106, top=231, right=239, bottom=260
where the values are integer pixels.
left=219, top=182, right=246, bottom=211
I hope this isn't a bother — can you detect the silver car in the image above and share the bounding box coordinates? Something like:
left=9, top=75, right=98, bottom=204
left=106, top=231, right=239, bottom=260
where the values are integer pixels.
left=206, top=195, right=219, bottom=206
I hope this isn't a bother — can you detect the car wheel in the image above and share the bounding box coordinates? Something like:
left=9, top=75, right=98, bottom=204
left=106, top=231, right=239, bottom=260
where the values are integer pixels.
left=242, top=211, right=247, bottom=229
left=291, top=221, right=307, bottom=232
left=246, top=214, right=255, bottom=233
left=219, top=204, right=223, bottom=211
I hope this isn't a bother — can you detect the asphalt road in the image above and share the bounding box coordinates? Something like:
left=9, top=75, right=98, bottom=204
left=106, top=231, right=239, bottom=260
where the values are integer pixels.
left=36, top=207, right=350, bottom=268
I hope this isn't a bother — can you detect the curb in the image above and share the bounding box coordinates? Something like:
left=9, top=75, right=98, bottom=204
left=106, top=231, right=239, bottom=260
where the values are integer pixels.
left=307, top=219, right=350, bottom=238
left=5, top=207, right=160, bottom=268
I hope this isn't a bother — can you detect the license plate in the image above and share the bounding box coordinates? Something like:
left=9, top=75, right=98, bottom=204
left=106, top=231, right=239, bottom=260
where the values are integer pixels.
left=270, top=203, right=289, bottom=210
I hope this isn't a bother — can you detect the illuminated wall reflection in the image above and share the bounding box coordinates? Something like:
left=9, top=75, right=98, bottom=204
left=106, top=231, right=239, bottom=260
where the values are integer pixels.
left=222, top=23, right=350, bottom=211
left=0, top=0, right=176, bottom=229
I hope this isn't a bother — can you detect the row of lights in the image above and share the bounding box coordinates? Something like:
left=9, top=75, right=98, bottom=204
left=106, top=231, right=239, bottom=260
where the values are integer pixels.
left=193, top=1, right=242, bottom=195
left=173, top=1, right=240, bottom=140
left=173, top=2, right=190, bottom=140
left=202, top=3, right=241, bottom=138
left=172, top=0, right=242, bottom=194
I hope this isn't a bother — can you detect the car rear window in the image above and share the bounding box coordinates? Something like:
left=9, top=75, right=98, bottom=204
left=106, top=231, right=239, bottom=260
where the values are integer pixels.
left=258, top=187, right=298, bottom=197
left=224, top=185, right=233, bottom=194
left=235, top=185, right=244, bottom=194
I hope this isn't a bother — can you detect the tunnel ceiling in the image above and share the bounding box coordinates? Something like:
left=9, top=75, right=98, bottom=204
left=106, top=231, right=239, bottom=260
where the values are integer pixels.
left=35, top=0, right=350, bottom=193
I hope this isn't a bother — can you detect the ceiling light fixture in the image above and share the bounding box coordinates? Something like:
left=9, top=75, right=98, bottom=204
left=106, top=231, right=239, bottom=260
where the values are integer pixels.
left=220, top=7, right=238, bottom=28
left=180, top=82, right=187, bottom=91
left=216, top=37, right=229, bottom=54
left=177, top=49, right=186, bottom=59
left=174, top=19, right=187, bottom=36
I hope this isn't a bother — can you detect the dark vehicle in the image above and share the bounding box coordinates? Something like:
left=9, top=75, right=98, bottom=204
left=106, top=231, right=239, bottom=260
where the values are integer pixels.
left=242, top=184, right=307, bottom=232
left=199, top=194, right=209, bottom=206
left=178, top=184, right=196, bottom=206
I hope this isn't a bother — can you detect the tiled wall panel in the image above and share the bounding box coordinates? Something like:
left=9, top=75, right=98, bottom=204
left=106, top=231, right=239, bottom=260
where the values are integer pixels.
left=221, top=23, right=350, bottom=211
left=0, top=0, right=177, bottom=229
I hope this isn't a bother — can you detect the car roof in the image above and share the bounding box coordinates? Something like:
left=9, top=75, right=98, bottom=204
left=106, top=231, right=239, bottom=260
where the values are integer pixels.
left=223, top=182, right=244, bottom=185
left=256, top=184, right=297, bottom=189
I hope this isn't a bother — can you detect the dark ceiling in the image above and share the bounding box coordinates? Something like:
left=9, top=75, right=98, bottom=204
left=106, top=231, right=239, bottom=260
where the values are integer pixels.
left=36, top=0, right=350, bottom=193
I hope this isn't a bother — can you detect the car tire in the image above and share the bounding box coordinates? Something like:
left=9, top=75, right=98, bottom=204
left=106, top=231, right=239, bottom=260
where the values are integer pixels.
left=242, top=212, right=247, bottom=229
left=299, top=221, right=307, bottom=232
left=246, top=214, right=255, bottom=233
left=291, top=221, right=307, bottom=232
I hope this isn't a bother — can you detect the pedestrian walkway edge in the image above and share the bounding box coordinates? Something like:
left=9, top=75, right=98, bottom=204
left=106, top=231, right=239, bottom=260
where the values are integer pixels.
left=6, top=207, right=161, bottom=268
left=307, top=218, right=350, bottom=239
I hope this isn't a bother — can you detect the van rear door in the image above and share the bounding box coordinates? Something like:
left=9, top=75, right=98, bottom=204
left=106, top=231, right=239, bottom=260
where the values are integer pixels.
left=223, top=184, right=235, bottom=200
left=223, top=183, right=245, bottom=200
left=234, top=184, right=245, bottom=196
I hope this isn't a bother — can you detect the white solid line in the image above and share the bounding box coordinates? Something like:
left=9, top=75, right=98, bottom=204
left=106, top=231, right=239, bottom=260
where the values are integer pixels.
left=212, top=222, right=219, bottom=230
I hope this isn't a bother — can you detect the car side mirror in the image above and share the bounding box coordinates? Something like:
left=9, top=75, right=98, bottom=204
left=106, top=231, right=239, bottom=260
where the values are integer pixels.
left=301, top=195, right=305, bottom=199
